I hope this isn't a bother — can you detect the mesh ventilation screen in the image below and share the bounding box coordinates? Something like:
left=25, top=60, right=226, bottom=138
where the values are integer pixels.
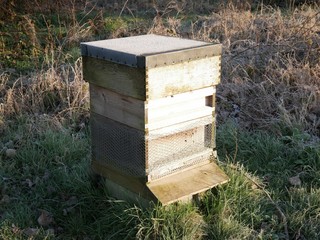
left=147, top=117, right=215, bottom=180
left=91, top=113, right=215, bottom=180
left=91, top=113, right=146, bottom=177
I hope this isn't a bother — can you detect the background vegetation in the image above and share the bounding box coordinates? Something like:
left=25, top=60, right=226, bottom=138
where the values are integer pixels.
left=0, top=0, right=319, bottom=239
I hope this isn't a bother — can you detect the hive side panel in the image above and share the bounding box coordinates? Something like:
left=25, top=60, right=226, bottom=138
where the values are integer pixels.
left=83, top=56, right=146, bottom=100
left=146, top=56, right=221, bottom=99
left=90, top=84, right=145, bottom=130
left=91, top=113, right=146, bottom=178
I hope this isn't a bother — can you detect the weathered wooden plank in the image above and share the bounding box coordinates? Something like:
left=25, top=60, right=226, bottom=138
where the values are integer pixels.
left=103, top=178, right=153, bottom=207
left=91, top=160, right=155, bottom=203
left=147, top=161, right=229, bottom=205
left=90, top=84, right=145, bottom=130
left=83, top=56, right=146, bottom=100
left=83, top=56, right=220, bottom=101
left=144, top=43, right=222, bottom=68
left=146, top=56, right=221, bottom=100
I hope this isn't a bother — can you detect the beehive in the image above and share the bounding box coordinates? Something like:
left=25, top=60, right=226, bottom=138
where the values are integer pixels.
left=81, top=34, right=229, bottom=205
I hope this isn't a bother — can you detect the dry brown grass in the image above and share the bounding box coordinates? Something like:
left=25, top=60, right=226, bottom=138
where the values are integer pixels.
left=216, top=5, right=320, bottom=135
left=148, top=3, right=320, bottom=135
left=1, top=2, right=319, bottom=135
left=0, top=57, right=89, bottom=120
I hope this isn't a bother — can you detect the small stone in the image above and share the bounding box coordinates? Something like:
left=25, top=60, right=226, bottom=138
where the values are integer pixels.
left=289, top=175, right=301, bottom=186
left=5, top=149, right=16, bottom=158
left=42, top=170, right=50, bottom=181
left=37, top=210, right=54, bottom=227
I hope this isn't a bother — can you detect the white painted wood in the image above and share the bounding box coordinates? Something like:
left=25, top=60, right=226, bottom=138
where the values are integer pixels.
left=146, top=87, right=215, bottom=108
left=148, top=98, right=207, bottom=121
left=146, top=87, right=216, bottom=127
left=146, top=107, right=213, bottom=130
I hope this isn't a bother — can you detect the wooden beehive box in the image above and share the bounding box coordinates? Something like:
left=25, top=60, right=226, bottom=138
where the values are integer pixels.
left=81, top=34, right=229, bottom=205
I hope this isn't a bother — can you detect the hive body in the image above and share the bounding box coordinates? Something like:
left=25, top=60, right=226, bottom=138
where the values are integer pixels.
left=82, top=34, right=229, bottom=204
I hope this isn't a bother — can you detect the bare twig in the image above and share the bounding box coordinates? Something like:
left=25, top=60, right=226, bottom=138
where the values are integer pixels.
left=119, top=0, right=130, bottom=17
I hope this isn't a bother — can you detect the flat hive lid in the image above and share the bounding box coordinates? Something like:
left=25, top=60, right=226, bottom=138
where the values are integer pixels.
left=81, top=34, right=221, bottom=68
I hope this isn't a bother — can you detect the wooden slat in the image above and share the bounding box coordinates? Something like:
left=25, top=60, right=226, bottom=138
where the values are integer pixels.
left=147, top=87, right=216, bottom=123
left=83, top=56, right=146, bottom=100
left=103, top=178, right=153, bottom=207
left=147, top=56, right=221, bottom=100
left=146, top=107, right=213, bottom=130
left=90, top=84, right=145, bottom=130
left=148, top=98, right=207, bottom=121
left=84, top=56, right=220, bottom=101
left=146, top=87, right=215, bottom=108
left=147, top=161, right=229, bottom=205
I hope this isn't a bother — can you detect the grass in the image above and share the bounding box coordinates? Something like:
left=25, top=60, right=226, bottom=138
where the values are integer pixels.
left=0, top=117, right=319, bottom=239
left=1, top=0, right=320, bottom=239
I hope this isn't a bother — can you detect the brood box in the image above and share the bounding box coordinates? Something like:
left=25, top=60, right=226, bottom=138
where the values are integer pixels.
left=81, top=34, right=229, bottom=205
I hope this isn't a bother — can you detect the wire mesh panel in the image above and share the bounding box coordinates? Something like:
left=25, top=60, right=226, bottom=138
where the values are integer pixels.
left=91, top=112, right=216, bottom=180
left=91, top=112, right=146, bottom=177
left=147, top=117, right=216, bottom=180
